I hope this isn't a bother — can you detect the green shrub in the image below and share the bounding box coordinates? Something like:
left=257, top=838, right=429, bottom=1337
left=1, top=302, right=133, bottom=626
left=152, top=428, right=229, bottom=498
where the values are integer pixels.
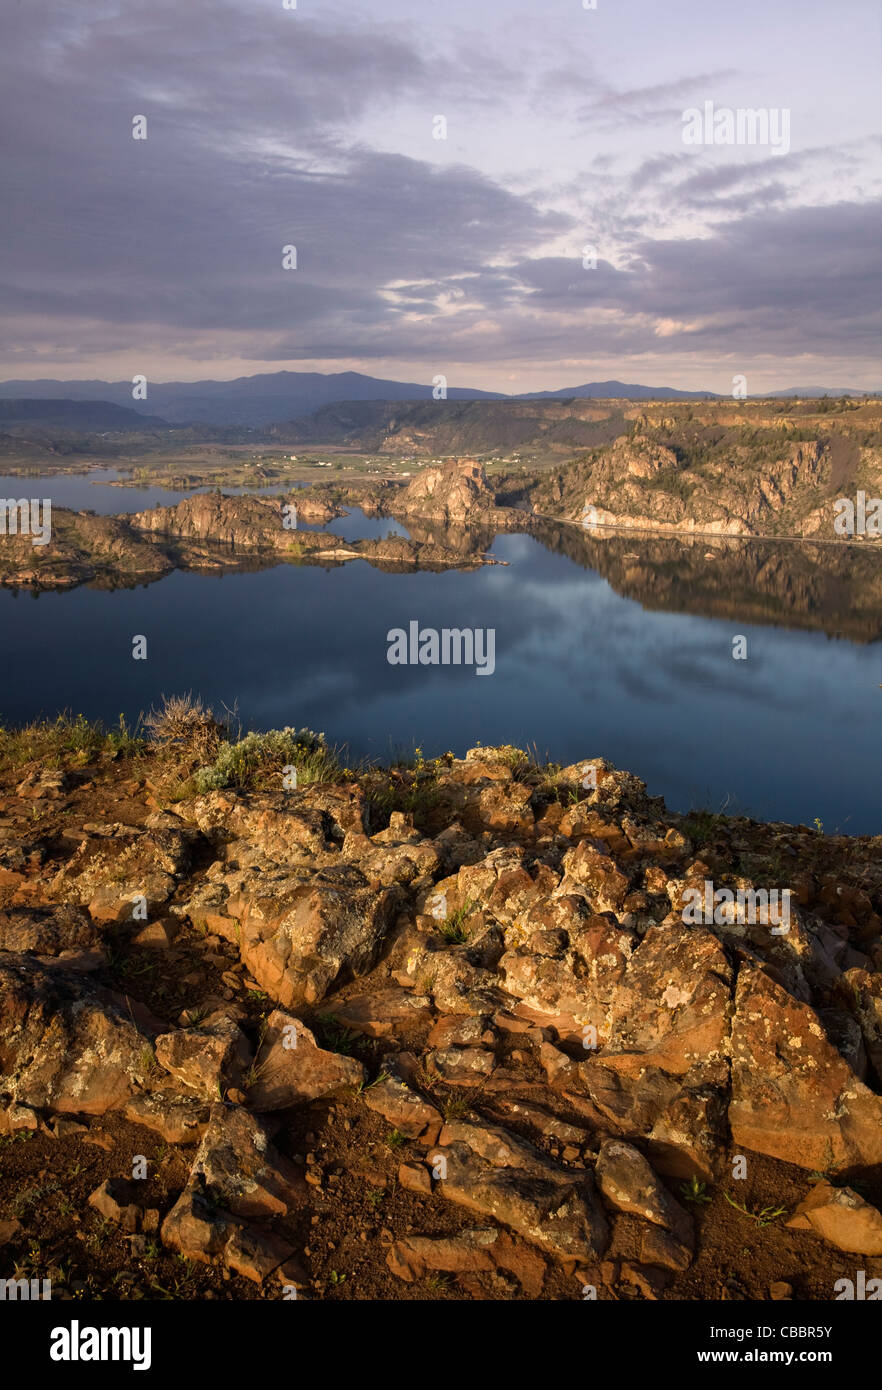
left=192, top=726, right=336, bottom=792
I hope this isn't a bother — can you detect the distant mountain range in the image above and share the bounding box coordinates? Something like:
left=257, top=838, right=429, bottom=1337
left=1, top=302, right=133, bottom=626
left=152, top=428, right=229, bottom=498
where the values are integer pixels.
left=521, top=380, right=719, bottom=401
left=0, top=398, right=169, bottom=431
left=0, top=372, right=502, bottom=428
left=764, top=386, right=879, bottom=399
left=0, top=371, right=876, bottom=430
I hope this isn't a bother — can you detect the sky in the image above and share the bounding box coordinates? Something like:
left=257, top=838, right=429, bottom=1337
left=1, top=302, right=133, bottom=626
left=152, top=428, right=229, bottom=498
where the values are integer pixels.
left=2, top=0, right=880, bottom=392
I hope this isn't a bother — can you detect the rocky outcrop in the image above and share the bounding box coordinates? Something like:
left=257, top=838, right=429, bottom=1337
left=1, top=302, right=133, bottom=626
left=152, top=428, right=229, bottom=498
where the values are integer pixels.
left=0, top=508, right=174, bottom=590
left=0, top=492, right=503, bottom=592
left=2, top=736, right=882, bottom=1298
left=398, top=459, right=494, bottom=522
left=534, top=425, right=881, bottom=543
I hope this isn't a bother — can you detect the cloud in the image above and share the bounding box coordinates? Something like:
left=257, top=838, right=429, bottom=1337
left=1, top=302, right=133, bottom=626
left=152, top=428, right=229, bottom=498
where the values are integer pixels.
left=1, top=0, right=878, bottom=384
left=575, top=70, right=740, bottom=128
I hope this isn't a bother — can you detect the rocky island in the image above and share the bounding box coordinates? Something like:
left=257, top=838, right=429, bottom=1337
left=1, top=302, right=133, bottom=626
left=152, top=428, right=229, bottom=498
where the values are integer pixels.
left=0, top=489, right=504, bottom=592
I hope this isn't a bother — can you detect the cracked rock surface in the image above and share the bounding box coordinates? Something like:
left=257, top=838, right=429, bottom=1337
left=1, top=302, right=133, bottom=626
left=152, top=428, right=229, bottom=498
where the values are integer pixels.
left=2, top=741, right=882, bottom=1300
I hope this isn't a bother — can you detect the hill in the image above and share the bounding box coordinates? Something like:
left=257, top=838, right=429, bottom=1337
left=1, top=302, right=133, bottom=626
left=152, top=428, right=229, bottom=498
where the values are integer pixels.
left=519, top=380, right=719, bottom=401
left=0, top=398, right=169, bottom=431
left=0, top=372, right=503, bottom=428
left=271, top=398, right=631, bottom=456
left=1, top=372, right=875, bottom=430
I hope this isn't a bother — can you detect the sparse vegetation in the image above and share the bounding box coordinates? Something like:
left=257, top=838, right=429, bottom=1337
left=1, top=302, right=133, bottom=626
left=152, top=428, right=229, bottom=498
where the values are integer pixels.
left=191, top=725, right=337, bottom=793
left=435, top=899, right=476, bottom=944
left=680, top=809, right=729, bottom=846
left=424, top=1273, right=452, bottom=1292
left=0, top=711, right=144, bottom=772
left=143, top=692, right=226, bottom=766
left=680, top=1176, right=712, bottom=1206
left=440, top=1093, right=471, bottom=1122
left=723, top=1192, right=787, bottom=1228
left=354, top=1069, right=389, bottom=1096
left=315, top=1014, right=359, bottom=1056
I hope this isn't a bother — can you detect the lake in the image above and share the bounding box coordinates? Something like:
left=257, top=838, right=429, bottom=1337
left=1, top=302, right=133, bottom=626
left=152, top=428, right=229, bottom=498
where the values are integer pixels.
left=0, top=469, right=292, bottom=515
left=1, top=475, right=880, bottom=833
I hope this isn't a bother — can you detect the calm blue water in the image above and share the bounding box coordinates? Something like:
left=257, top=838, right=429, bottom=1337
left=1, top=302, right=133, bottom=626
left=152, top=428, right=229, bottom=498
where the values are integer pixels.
left=0, top=487, right=879, bottom=832
left=0, top=470, right=300, bottom=514
left=299, top=509, right=408, bottom=541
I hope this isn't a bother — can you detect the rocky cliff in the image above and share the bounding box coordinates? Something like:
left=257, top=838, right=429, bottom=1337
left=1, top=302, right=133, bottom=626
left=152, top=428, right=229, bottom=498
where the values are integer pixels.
left=528, top=408, right=882, bottom=542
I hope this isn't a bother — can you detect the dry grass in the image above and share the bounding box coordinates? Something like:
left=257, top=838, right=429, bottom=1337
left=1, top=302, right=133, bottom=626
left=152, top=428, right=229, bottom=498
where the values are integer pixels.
left=0, top=712, right=143, bottom=771
left=143, top=693, right=226, bottom=767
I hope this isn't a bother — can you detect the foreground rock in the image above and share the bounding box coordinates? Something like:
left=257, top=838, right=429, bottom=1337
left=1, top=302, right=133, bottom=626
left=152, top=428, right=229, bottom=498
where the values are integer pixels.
left=387, top=1228, right=547, bottom=1297
left=185, top=858, right=401, bottom=1009
left=0, top=955, right=152, bottom=1117
left=787, top=1181, right=882, bottom=1254
left=2, top=735, right=882, bottom=1297
left=247, top=1011, right=365, bottom=1110
left=432, top=1119, right=609, bottom=1261
left=161, top=1104, right=304, bottom=1279
left=729, top=962, right=882, bottom=1171
left=595, top=1139, right=692, bottom=1244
